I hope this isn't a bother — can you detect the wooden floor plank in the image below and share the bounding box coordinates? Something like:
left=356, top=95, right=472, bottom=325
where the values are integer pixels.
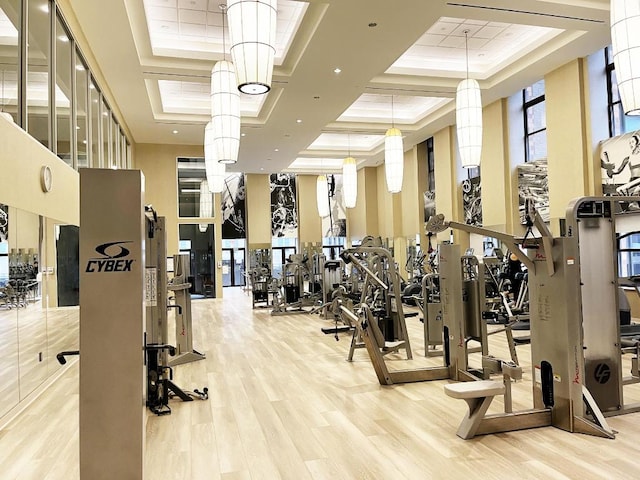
left=3, top=287, right=640, bottom=479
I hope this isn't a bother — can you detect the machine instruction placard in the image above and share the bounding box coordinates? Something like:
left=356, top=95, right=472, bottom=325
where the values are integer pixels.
left=145, top=267, right=157, bottom=307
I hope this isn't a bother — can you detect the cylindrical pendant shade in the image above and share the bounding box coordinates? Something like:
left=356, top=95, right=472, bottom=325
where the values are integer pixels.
left=199, top=179, right=212, bottom=233
left=611, top=0, right=640, bottom=115
left=384, top=127, right=404, bottom=193
left=208, top=160, right=226, bottom=194
left=204, top=121, right=227, bottom=193
left=456, top=78, right=483, bottom=168
left=211, top=60, right=240, bottom=164
left=204, top=121, right=216, bottom=177
left=316, top=174, right=330, bottom=218
left=227, top=0, right=277, bottom=95
left=199, top=180, right=213, bottom=218
left=342, top=156, right=357, bottom=208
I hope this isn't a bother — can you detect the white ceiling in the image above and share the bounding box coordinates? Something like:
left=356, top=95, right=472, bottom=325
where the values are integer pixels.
left=64, top=0, right=612, bottom=173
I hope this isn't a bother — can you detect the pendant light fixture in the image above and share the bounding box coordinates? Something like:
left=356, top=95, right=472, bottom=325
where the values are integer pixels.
left=204, top=121, right=226, bottom=193
left=212, top=4, right=240, bottom=164
left=209, top=161, right=226, bottom=194
left=456, top=29, right=482, bottom=168
left=317, top=174, right=330, bottom=218
left=611, top=1, right=640, bottom=115
left=343, top=134, right=357, bottom=208
left=227, top=0, right=277, bottom=95
left=199, top=179, right=212, bottom=232
left=385, top=95, right=404, bottom=193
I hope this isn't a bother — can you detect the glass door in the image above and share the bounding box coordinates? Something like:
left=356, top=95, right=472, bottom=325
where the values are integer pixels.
left=178, top=224, right=215, bottom=298
left=222, top=249, right=232, bottom=287
left=222, top=248, right=246, bottom=287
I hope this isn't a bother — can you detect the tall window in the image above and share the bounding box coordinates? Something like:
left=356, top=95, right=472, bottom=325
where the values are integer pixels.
left=55, top=14, right=73, bottom=165
left=1, top=0, right=131, bottom=170
left=27, top=0, right=51, bottom=149
left=0, top=0, right=19, bottom=122
left=89, top=79, right=101, bottom=167
left=523, top=80, right=547, bottom=162
left=75, top=51, right=89, bottom=168
left=605, top=46, right=640, bottom=137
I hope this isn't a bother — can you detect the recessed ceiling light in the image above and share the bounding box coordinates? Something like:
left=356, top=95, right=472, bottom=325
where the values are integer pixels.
left=260, top=167, right=264, bottom=171
left=334, top=68, right=341, bottom=74
left=296, top=119, right=302, bottom=123
left=241, top=133, right=246, bottom=137
left=172, top=130, right=178, bottom=134
left=274, top=148, right=279, bottom=152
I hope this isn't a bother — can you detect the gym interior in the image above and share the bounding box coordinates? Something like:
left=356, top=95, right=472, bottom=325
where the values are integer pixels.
left=2, top=0, right=640, bottom=479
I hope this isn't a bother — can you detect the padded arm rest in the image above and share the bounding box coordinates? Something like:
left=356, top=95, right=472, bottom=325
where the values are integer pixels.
left=444, top=380, right=505, bottom=399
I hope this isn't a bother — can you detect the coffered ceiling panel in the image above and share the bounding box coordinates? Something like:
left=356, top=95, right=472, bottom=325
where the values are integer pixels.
left=66, top=0, right=611, bottom=173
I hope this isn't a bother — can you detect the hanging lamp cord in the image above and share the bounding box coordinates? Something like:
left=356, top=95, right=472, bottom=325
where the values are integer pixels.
left=391, top=95, right=395, bottom=128
left=464, top=29, right=470, bottom=81
left=220, top=4, right=227, bottom=60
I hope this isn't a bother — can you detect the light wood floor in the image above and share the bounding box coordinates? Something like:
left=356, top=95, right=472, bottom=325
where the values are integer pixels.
left=3, top=287, right=640, bottom=479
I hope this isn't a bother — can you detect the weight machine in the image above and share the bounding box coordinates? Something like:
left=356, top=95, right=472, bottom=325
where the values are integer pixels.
left=248, top=248, right=276, bottom=308
left=438, top=197, right=640, bottom=440
left=340, top=237, right=414, bottom=361
left=167, top=253, right=206, bottom=366
left=144, top=208, right=207, bottom=415
left=271, top=253, right=322, bottom=315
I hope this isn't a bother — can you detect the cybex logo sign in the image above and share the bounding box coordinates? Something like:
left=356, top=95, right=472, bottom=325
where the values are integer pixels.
left=85, top=241, right=135, bottom=273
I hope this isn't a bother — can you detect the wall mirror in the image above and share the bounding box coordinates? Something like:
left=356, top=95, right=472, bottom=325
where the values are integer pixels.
left=0, top=203, right=79, bottom=419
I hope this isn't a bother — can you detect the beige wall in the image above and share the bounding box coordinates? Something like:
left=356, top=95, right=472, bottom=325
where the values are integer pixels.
left=376, top=163, right=395, bottom=240
left=0, top=117, right=80, bottom=425
left=401, top=146, right=422, bottom=238
left=135, top=143, right=223, bottom=298
left=245, top=174, right=272, bottom=248
left=480, top=99, right=512, bottom=233
left=546, top=58, right=595, bottom=232
left=348, top=167, right=379, bottom=241
left=0, top=118, right=79, bottom=226
left=433, top=126, right=464, bottom=246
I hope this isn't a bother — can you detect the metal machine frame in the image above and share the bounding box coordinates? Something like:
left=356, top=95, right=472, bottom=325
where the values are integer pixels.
left=435, top=197, right=640, bottom=440
left=168, top=253, right=206, bottom=366
left=144, top=209, right=207, bottom=415
left=341, top=240, right=413, bottom=361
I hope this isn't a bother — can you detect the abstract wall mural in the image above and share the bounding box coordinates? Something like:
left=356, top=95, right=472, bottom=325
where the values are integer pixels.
left=220, top=173, right=246, bottom=239
left=270, top=173, right=298, bottom=238
left=517, top=159, right=549, bottom=224
left=322, top=174, right=347, bottom=237
left=462, top=176, right=482, bottom=226
left=424, top=190, right=436, bottom=223
left=0, top=203, right=7, bottom=242
left=600, top=130, right=640, bottom=196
